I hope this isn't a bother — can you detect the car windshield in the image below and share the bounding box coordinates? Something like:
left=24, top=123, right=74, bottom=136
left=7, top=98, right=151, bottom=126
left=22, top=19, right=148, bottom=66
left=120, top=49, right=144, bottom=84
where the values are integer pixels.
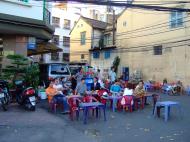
left=50, top=65, right=69, bottom=75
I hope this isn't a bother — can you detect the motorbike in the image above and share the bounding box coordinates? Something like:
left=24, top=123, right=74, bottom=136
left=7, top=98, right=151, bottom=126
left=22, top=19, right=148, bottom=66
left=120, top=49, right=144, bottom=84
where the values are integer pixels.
left=15, top=80, right=36, bottom=111
left=0, top=80, right=11, bottom=111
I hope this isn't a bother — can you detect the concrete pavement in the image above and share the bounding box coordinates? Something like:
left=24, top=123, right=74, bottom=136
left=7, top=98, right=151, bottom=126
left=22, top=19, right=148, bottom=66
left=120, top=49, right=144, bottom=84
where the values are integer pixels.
left=0, top=93, right=190, bottom=142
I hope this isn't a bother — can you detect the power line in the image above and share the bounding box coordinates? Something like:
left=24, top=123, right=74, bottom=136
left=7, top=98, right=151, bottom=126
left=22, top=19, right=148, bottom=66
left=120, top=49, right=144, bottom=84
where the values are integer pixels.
left=68, top=16, right=190, bottom=41
left=69, top=38, right=190, bottom=54
left=44, top=0, right=190, bottom=12
left=69, top=24, right=190, bottom=42
left=51, top=23, right=190, bottom=44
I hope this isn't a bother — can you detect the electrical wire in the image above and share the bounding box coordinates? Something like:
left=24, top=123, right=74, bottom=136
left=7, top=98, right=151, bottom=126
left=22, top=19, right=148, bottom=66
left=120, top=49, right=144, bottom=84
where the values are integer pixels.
left=44, top=0, right=190, bottom=12
left=66, top=16, right=190, bottom=41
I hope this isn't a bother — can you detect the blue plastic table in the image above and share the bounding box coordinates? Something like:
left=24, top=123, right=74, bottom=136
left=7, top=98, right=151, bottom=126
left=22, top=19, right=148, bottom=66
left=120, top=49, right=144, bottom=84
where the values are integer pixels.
left=154, top=101, right=181, bottom=122
left=79, top=102, right=106, bottom=124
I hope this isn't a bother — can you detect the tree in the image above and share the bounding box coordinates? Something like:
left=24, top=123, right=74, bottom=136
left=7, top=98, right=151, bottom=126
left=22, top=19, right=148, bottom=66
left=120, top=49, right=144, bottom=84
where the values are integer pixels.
left=2, top=54, right=29, bottom=87
left=112, top=56, right=120, bottom=74
left=25, top=63, right=40, bottom=89
left=1, top=54, right=39, bottom=89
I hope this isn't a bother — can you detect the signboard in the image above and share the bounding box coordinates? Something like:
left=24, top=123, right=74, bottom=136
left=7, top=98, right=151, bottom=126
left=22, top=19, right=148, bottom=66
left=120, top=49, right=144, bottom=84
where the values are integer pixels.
left=27, top=37, right=36, bottom=50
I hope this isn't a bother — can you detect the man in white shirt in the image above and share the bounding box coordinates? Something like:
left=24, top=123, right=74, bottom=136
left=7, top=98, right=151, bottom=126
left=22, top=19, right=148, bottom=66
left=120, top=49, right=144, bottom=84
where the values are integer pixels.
left=53, top=78, right=64, bottom=95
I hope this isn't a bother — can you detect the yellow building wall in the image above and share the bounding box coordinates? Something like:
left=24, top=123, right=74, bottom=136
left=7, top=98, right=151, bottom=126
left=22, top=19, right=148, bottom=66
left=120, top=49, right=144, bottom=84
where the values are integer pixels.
left=116, top=2, right=190, bottom=85
left=70, top=18, right=92, bottom=63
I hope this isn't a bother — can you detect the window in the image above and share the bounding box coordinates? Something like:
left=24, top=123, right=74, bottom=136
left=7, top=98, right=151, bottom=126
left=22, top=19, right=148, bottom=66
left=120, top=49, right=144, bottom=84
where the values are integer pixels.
left=63, top=36, right=70, bottom=47
left=104, top=51, right=111, bottom=59
left=53, top=35, right=59, bottom=45
left=81, top=54, right=85, bottom=59
left=123, top=21, right=127, bottom=27
left=50, top=64, right=69, bottom=75
left=80, top=32, right=86, bottom=45
left=63, top=19, right=71, bottom=29
left=93, top=52, right=100, bottom=59
left=170, top=11, right=183, bottom=28
left=51, top=52, right=59, bottom=60
left=62, top=53, right=70, bottom=62
left=104, top=34, right=111, bottom=46
left=153, top=45, right=162, bottom=55
left=52, top=17, right=60, bottom=27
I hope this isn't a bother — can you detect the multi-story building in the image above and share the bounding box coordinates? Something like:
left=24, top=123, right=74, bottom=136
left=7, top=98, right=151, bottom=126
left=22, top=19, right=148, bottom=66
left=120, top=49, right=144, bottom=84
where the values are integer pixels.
left=116, top=0, right=190, bottom=85
left=42, top=3, right=80, bottom=63
left=70, top=16, right=109, bottom=64
left=43, top=2, right=111, bottom=64
left=89, top=22, right=117, bottom=77
left=0, top=0, right=57, bottom=69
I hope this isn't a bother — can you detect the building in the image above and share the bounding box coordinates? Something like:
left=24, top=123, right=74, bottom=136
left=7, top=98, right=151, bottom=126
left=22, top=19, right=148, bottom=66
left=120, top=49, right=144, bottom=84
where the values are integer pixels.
left=70, top=16, right=109, bottom=64
left=90, top=21, right=117, bottom=77
left=0, top=0, right=60, bottom=69
left=42, top=3, right=80, bottom=63
left=116, top=0, right=190, bottom=85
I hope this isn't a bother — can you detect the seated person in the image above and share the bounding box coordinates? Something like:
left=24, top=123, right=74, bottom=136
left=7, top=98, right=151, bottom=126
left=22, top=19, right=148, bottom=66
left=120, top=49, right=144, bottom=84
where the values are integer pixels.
left=75, top=78, right=87, bottom=96
left=123, top=88, right=133, bottom=96
left=110, top=80, right=122, bottom=94
left=92, top=77, right=101, bottom=91
left=119, top=78, right=125, bottom=89
left=134, top=81, right=145, bottom=97
left=46, top=81, right=69, bottom=113
left=46, top=81, right=59, bottom=103
left=173, top=80, right=184, bottom=95
left=105, top=79, right=111, bottom=90
left=53, top=78, right=64, bottom=94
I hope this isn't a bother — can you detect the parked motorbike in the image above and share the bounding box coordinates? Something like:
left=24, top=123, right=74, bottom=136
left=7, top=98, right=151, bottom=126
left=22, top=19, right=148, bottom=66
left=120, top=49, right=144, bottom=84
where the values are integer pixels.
left=0, top=80, right=11, bottom=111
left=15, top=80, right=36, bottom=111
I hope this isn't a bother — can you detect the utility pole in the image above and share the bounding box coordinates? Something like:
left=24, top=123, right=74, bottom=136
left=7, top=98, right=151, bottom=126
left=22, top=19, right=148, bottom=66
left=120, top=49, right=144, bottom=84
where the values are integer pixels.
left=112, top=8, right=115, bottom=46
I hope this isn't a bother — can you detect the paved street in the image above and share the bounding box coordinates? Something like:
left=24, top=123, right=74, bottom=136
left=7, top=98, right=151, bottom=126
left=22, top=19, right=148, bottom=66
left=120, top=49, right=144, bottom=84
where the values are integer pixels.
left=0, top=93, right=190, bottom=142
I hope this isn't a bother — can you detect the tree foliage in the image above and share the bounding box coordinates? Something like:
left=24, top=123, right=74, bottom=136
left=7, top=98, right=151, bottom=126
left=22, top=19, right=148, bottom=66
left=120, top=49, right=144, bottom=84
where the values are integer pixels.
left=1, top=54, right=39, bottom=89
left=112, top=56, right=120, bottom=73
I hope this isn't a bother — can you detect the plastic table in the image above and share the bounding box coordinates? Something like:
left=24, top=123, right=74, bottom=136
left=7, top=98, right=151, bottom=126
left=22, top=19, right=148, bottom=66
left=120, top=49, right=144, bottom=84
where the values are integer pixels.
left=79, top=102, right=106, bottom=124
left=154, top=101, right=181, bottom=122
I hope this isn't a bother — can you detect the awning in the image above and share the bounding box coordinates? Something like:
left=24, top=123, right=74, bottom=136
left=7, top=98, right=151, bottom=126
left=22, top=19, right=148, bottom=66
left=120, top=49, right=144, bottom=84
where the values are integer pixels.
left=0, top=13, right=54, bottom=40
left=27, top=42, right=62, bottom=56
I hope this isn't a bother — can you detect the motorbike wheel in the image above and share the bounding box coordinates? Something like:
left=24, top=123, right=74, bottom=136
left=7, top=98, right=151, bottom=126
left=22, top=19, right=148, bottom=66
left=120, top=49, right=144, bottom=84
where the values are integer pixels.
left=25, top=101, right=36, bottom=111
left=1, top=100, right=8, bottom=111
left=16, top=95, right=23, bottom=105
left=31, top=106, right=36, bottom=111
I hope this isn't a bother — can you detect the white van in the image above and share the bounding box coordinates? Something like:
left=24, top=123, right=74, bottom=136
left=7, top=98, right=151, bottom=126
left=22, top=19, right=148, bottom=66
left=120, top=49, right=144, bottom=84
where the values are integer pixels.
left=39, top=63, right=71, bottom=86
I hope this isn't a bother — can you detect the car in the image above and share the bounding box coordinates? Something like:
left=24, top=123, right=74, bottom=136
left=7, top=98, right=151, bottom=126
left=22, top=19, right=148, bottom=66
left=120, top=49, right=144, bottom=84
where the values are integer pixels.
left=69, top=62, right=86, bottom=76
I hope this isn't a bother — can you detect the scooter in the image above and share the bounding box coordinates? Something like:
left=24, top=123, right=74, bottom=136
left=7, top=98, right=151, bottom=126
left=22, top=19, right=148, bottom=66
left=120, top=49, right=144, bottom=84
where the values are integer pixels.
left=15, top=80, right=36, bottom=111
left=0, top=80, right=11, bottom=111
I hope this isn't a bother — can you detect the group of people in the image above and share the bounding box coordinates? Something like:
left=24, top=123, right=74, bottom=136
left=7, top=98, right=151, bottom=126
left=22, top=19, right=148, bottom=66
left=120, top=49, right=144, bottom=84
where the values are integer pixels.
left=45, top=67, right=104, bottom=113
left=45, top=66, right=147, bottom=113
left=162, top=78, right=184, bottom=95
